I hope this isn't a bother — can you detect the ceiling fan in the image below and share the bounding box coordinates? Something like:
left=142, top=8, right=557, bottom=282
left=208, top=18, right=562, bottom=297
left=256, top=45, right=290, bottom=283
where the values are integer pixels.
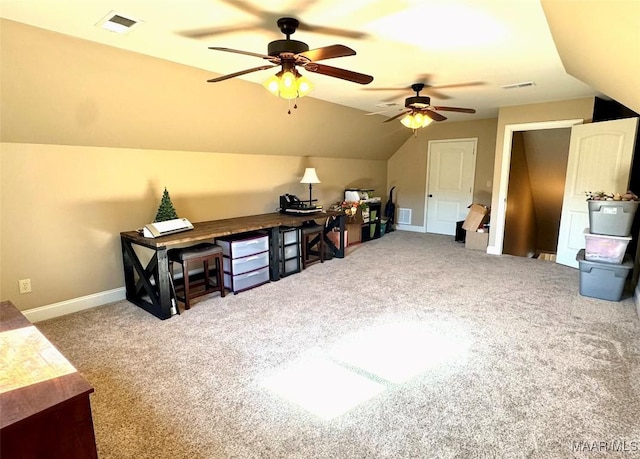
left=363, top=74, right=485, bottom=101
left=180, top=0, right=368, bottom=40
left=368, top=83, right=476, bottom=129
left=206, top=17, right=373, bottom=105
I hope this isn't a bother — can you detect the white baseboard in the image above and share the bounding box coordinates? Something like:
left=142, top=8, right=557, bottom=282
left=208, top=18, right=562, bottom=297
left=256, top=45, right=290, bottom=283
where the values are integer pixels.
left=635, top=284, right=640, bottom=319
left=486, top=245, right=501, bottom=255
left=396, top=224, right=425, bottom=233
left=23, top=287, right=126, bottom=323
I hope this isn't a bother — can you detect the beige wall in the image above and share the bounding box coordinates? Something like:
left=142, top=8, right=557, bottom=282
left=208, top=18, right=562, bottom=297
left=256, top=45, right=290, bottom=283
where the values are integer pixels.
left=488, top=98, right=594, bottom=250
left=0, top=143, right=386, bottom=310
left=0, top=19, right=410, bottom=160
left=387, top=118, right=497, bottom=228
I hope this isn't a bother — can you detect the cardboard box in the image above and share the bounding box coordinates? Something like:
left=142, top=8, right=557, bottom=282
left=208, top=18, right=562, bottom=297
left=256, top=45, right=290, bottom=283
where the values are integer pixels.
left=465, top=230, right=489, bottom=250
left=462, top=204, right=489, bottom=231
left=346, top=223, right=361, bottom=245
left=326, top=230, right=346, bottom=248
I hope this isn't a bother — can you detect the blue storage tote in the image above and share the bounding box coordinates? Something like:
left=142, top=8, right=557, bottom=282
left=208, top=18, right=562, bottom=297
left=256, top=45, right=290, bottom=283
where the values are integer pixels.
left=576, top=249, right=633, bottom=301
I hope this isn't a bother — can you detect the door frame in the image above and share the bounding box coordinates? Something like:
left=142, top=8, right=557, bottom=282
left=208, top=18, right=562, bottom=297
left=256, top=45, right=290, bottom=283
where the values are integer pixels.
left=487, top=119, right=584, bottom=255
left=424, top=138, right=478, bottom=232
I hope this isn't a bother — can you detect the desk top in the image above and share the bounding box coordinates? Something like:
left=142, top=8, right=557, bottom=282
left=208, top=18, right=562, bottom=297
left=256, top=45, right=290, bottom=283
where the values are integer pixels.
left=0, top=301, right=94, bottom=429
left=121, top=211, right=342, bottom=249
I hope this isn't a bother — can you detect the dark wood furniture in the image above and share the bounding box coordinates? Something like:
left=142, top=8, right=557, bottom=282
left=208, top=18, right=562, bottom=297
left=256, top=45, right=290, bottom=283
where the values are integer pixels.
left=301, top=224, right=325, bottom=269
left=361, top=201, right=382, bottom=242
left=168, top=242, right=225, bottom=310
left=0, top=300, right=98, bottom=459
left=121, top=211, right=345, bottom=320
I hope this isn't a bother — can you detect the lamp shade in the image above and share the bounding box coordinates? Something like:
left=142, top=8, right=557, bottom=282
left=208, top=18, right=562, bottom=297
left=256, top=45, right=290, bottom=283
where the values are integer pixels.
left=300, top=168, right=321, bottom=184
left=401, top=112, right=433, bottom=130
left=263, top=68, right=314, bottom=100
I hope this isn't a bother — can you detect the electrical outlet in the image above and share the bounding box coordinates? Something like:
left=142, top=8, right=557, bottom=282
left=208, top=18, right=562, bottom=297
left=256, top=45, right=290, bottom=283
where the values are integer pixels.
left=19, top=279, right=32, bottom=294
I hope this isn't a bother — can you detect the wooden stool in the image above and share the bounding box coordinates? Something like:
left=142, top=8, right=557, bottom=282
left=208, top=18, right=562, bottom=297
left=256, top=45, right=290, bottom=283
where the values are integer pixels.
left=301, top=224, right=325, bottom=269
left=168, top=243, right=225, bottom=310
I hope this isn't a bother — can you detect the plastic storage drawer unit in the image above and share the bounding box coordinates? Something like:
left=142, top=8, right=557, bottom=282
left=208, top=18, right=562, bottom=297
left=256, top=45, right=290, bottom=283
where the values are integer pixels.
left=217, top=233, right=269, bottom=258
left=223, top=251, right=269, bottom=275
left=278, top=226, right=301, bottom=277
left=584, top=231, right=631, bottom=264
left=588, top=200, right=639, bottom=236
left=223, top=266, right=269, bottom=293
left=576, top=249, right=633, bottom=301
left=217, top=232, right=270, bottom=293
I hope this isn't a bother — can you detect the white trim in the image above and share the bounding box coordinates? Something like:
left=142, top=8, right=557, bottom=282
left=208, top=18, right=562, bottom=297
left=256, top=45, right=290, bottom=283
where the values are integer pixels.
left=487, top=119, right=583, bottom=255
left=22, top=287, right=126, bottom=323
left=424, top=138, right=477, bottom=235
left=396, top=224, right=426, bottom=233
left=635, top=283, right=640, bottom=319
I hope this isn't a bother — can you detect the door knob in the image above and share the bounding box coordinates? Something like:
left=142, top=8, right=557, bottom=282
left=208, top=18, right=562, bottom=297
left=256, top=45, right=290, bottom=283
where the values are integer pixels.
left=429, top=194, right=433, bottom=197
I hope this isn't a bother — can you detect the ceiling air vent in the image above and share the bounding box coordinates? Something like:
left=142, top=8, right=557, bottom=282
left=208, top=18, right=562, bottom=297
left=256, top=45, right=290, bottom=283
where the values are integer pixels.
left=96, top=11, right=142, bottom=34
left=501, top=81, right=536, bottom=90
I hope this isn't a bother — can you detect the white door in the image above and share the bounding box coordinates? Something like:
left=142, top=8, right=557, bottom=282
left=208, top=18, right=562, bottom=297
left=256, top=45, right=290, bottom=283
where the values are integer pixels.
left=426, top=139, right=477, bottom=235
left=556, top=117, right=639, bottom=268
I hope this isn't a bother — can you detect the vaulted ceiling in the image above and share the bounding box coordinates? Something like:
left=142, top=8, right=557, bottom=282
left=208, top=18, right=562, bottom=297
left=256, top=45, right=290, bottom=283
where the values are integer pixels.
left=4, top=0, right=631, bottom=123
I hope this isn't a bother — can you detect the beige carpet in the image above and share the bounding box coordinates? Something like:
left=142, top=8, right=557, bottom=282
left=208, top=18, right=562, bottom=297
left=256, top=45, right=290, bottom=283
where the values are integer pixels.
left=37, top=231, right=640, bottom=458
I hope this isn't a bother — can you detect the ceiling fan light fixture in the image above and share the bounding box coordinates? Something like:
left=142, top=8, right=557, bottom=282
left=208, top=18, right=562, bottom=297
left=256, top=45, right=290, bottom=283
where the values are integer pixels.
left=401, top=112, right=432, bottom=130
left=296, top=75, right=313, bottom=97
left=262, top=68, right=314, bottom=100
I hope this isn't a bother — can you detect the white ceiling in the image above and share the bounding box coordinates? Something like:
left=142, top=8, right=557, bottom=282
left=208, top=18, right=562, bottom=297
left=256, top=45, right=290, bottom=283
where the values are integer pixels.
left=0, top=0, right=601, bottom=122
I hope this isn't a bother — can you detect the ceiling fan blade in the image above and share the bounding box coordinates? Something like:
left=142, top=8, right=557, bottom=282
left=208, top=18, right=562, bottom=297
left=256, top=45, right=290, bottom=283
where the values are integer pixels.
left=432, top=106, right=476, bottom=114
left=180, top=24, right=256, bottom=39
left=383, top=111, right=410, bottom=123
left=207, top=65, right=277, bottom=83
left=424, top=109, right=447, bottom=122
left=421, top=82, right=485, bottom=100
left=298, top=44, right=356, bottom=62
left=363, top=85, right=451, bottom=100
left=365, top=107, right=404, bottom=116
left=208, top=47, right=273, bottom=60
left=298, top=22, right=368, bottom=39
left=304, top=63, right=373, bottom=85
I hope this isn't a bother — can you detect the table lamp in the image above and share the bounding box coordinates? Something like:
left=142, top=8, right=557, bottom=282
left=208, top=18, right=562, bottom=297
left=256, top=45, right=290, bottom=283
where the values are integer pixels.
left=300, top=168, right=321, bottom=205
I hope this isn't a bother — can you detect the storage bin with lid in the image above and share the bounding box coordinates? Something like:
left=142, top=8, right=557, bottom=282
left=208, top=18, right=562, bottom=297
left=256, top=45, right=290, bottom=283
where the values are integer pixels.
left=583, top=230, right=631, bottom=264
left=588, top=200, right=639, bottom=236
left=576, top=249, right=633, bottom=301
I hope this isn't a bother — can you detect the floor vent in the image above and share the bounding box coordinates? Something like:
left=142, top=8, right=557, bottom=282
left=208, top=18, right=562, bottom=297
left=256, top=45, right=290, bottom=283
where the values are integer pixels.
left=398, top=208, right=412, bottom=225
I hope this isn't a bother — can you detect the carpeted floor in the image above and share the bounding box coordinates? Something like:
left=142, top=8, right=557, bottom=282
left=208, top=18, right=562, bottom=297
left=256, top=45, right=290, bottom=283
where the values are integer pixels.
left=37, top=231, right=640, bottom=458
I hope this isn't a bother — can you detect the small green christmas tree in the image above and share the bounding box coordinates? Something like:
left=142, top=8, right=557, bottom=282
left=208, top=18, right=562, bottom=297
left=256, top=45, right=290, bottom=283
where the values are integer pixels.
left=154, top=187, right=178, bottom=222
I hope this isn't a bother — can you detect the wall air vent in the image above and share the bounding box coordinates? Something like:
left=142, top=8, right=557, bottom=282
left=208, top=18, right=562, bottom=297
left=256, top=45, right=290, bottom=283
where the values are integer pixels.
left=398, top=208, right=412, bottom=225
left=96, top=11, right=142, bottom=34
left=501, top=81, right=536, bottom=90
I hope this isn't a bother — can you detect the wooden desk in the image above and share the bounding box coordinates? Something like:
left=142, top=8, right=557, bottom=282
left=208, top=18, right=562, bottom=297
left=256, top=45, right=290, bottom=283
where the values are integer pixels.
left=120, top=211, right=345, bottom=320
left=0, top=301, right=98, bottom=459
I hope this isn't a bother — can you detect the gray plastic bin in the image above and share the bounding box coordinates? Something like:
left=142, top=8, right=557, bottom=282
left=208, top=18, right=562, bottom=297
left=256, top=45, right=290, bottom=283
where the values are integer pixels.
left=576, top=249, right=633, bottom=301
left=588, top=200, right=639, bottom=236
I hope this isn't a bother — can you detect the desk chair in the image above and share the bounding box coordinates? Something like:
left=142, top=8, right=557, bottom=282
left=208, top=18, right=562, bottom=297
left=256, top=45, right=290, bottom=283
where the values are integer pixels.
left=301, top=224, right=325, bottom=269
left=168, top=242, right=225, bottom=310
